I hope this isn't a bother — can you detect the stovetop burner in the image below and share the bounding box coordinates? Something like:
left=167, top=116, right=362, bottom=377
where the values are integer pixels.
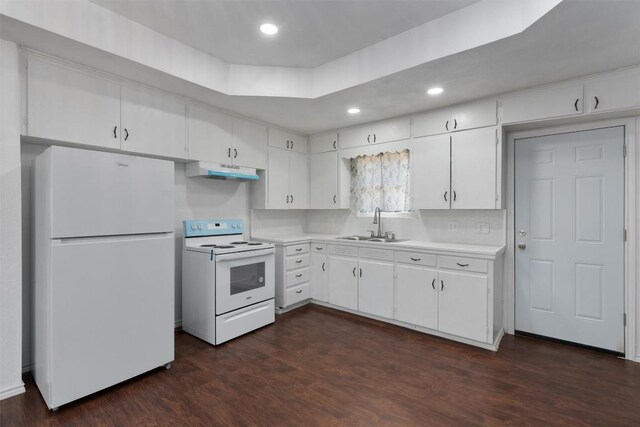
left=230, top=241, right=249, bottom=245
left=247, top=242, right=263, bottom=246
left=200, top=244, right=236, bottom=249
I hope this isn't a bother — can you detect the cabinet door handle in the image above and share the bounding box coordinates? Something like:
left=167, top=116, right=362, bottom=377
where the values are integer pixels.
left=291, top=141, right=294, bottom=150
left=315, top=247, right=323, bottom=250
left=410, top=257, right=421, bottom=261
left=333, top=140, right=337, bottom=149
left=228, top=148, right=231, bottom=158
left=445, top=120, right=449, bottom=131
left=594, top=96, right=599, bottom=110
left=444, top=191, right=448, bottom=202
left=234, top=148, right=238, bottom=158
left=574, top=98, right=579, bottom=111
left=295, top=274, right=302, bottom=278
left=373, top=134, right=376, bottom=142
left=124, top=128, right=129, bottom=141
left=286, top=140, right=290, bottom=149
left=286, top=195, right=290, bottom=204
left=296, top=248, right=302, bottom=252
left=333, top=195, right=337, bottom=204
left=322, top=262, right=325, bottom=271
left=431, top=278, right=435, bottom=290
left=290, top=194, right=294, bottom=203
left=453, top=191, right=457, bottom=201
left=367, top=135, right=371, bottom=143
left=441, top=280, right=444, bottom=291
left=454, top=119, right=457, bottom=129
left=113, top=125, right=118, bottom=139
left=456, top=263, right=469, bottom=267
left=295, top=289, right=303, bottom=294
left=295, top=259, right=302, bottom=264
left=352, top=267, right=356, bottom=276
left=359, top=268, right=362, bottom=277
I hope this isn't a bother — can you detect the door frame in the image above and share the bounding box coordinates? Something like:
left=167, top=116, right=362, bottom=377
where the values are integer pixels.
left=505, top=117, right=637, bottom=360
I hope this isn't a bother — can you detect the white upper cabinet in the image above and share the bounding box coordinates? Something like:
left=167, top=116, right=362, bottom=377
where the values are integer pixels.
left=584, top=67, right=640, bottom=114
left=501, top=82, right=584, bottom=124
left=309, top=131, right=338, bottom=153
left=259, top=147, right=308, bottom=209
left=340, top=117, right=410, bottom=149
left=412, top=134, right=451, bottom=210
left=450, top=127, right=498, bottom=209
left=232, top=118, right=268, bottom=169
left=187, top=103, right=232, bottom=163
left=268, top=128, right=308, bottom=153
left=120, top=85, right=187, bottom=159
left=309, top=151, right=340, bottom=209
left=413, top=100, right=497, bottom=138
left=266, top=147, right=290, bottom=209
left=289, top=150, right=309, bottom=209
left=27, top=56, right=121, bottom=150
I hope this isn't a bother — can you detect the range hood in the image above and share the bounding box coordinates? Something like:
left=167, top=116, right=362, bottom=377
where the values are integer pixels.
left=185, top=161, right=259, bottom=181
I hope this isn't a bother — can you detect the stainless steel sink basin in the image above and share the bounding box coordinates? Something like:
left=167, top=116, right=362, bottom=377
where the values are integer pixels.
left=336, top=236, right=407, bottom=243
left=336, top=235, right=372, bottom=241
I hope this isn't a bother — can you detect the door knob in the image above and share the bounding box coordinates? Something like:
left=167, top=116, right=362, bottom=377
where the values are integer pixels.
left=517, top=243, right=526, bottom=250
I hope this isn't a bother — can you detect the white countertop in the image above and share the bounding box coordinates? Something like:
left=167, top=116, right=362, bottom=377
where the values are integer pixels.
left=251, top=233, right=505, bottom=257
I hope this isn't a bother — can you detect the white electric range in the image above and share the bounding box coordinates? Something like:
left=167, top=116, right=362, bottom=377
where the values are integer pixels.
left=182, top=219, right=275, bottom=345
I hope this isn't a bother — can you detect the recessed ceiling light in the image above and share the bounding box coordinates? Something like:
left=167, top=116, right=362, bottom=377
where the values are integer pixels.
left=347, top=108, right=360, bottom=114
left=260, top=23, right=278, bottom=35
left=427, top=87, right=444, bottom=96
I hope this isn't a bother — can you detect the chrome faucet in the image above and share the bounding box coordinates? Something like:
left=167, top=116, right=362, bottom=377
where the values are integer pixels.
left=372, top=207, right=382, bottom=238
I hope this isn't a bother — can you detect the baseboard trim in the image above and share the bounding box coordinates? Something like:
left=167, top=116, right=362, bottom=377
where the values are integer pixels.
left=174, top=320, right=182, bottom=330
left=0, top=383, right=26, bottom=401
left=22, top=363, right=33, bottom=374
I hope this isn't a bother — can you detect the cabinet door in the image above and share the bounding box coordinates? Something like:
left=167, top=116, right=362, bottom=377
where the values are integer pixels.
left=412, top=134, right=451, bottom=209
left=288, top=151, right=309, bottom=209
left=267, top=147, right=290, bottom=209
left=438, top=270, right=488, bottom=343
left=121, top=85, right=186, bottom=159
left=328, top=256, right=358, bottom=310
left=451, top=127, right=497, bottom=209
left=232, top=117, right=267, bottom=169
left=309, top=132, right=338, bottom=153
left=27, top=56, right=121, bottom=149
left=310, top=254, right=329, bottom=302
left=501, top=82, right=583, bottom=124
left=339, top=124, right=372, bottom=149
left=395, top=265, right=438, bottom=329
left=187, top=104, right=232, bottom=163
left=451, top=99, right=497, bottom=132
left=268, top=128, right=308, bottom=153
left=358, top=260, right=394, bottom=319
left=371, top=117, right=411, bottom=144
left=309, top=151, right=338, bottom=209
left=412, top=108, right=451, bottom=138
left=585, top=68, right=640, bottom=114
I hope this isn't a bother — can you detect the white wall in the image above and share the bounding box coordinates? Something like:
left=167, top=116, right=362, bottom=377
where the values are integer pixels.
left=19, top=149, right=251, bottom=370
left=0, top=39, right=25, bottom=399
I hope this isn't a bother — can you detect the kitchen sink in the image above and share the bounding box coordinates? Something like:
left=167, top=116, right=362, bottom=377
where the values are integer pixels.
left=336, top=235, right=372, bottom=241
left=336, top=236, right=408, bottom=243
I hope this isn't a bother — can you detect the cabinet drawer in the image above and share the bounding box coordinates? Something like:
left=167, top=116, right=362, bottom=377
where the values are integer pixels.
left=286, top=254, right=310, bottom=270
left=329, top=244, right=358, bottom=257
left=395, top=251, right=437, bottom=267
left=286, top=268, right=310, bottom=287
left=358, top=247, right=394, bottom=261
left=438, top=256, right=488, bottom=273
left=286, top=243, right=309, bottom=256
left=312, top=243, right=327, bottom=253
left=285, top=283, right=310, bottom=306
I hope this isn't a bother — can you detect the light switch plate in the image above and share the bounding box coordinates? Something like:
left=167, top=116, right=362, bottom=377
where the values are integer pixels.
left=477, top=222, right=490, bottom=234
left=448, top=222, right=459, bottom=232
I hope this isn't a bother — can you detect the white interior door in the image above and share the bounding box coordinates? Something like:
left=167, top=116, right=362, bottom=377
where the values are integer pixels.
left=515, top=126, right=625, bottom=353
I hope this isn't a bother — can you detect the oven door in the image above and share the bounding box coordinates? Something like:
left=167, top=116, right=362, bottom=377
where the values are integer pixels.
left=215, top=248, right=275, bottom=315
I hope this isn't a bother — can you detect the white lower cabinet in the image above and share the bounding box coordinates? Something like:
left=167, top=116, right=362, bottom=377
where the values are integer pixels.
left=395, top=265, right=438, bottom=330
left=437, top=270, right=489, bottom=343
left=358, top=260, right=394, bottom=318
left=310, top=253, right=329, bottom=302
left=328, top=256, right=358, bottom=310
left=273, top=243, right=311, bottom=309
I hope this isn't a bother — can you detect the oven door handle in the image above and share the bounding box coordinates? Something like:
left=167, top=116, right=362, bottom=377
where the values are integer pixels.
left=214, top=248, right=275, bottom=262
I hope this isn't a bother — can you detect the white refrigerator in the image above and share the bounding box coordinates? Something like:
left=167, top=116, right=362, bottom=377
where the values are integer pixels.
left=34, top=146, right=175, bottom=409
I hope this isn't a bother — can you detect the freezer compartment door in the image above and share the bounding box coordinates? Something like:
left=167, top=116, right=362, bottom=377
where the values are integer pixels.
left=45, top=234, right=174, bottom=408
left=47, top=146, right=174, bottom=238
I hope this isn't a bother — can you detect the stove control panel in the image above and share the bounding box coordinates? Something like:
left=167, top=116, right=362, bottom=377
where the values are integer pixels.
left=183, top=219, right=244, bottom=237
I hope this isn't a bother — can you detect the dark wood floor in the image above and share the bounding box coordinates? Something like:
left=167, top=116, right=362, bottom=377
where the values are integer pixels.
left=2, top=304, right=640, bottom=426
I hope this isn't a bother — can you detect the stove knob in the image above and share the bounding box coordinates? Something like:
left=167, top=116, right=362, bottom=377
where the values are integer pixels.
left=232, top=224, right=237, bottom=229
left=191, top=225, right=196, bottom=230
left=198, top=224, right=203, bottom=230
left=236, top=223, right=241, bottom=229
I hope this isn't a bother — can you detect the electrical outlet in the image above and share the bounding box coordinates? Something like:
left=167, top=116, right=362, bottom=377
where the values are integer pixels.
left=448, top=222, right=459, bottom=232
left=477, top=222, right=490, bottom=234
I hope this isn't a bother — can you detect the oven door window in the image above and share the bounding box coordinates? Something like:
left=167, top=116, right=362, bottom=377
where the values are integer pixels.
left=230, top=262, right=266, bottom=295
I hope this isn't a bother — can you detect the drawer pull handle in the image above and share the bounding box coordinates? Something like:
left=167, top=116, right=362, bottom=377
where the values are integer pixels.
left=113, top=125, right=118, bottom=138
left=359, top=268, right=362, bottom=277
left=322, top=262, right=325, bottom=271
left=315, top=247, right=323, bottom=250
left=295, top=274, right=302, bottom=278
left=431, top=278, right=435, bottom=290
left=295, top=260, right=302, bottom=264
left=296, top=248, right=302, bottom=252
left=410, top=257, right=421, bottom=261
left=295, top=289, right=302, bottom=294
left=456, top=263, right=469, bottom=267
